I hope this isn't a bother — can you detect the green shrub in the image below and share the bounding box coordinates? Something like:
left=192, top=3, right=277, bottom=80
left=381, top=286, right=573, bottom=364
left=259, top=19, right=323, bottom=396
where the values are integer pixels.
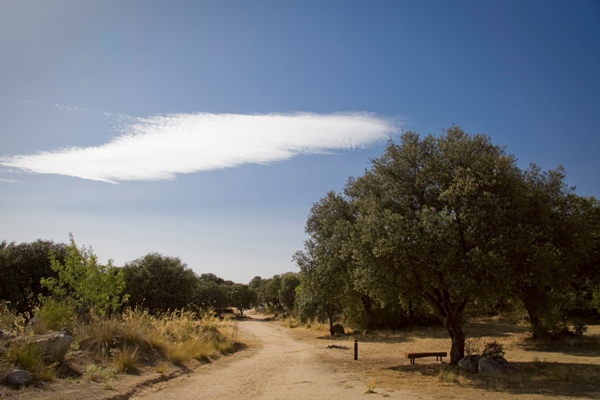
left=41, top=234, right=128, bottom=317
left=34, top=297, right=77, bottom=332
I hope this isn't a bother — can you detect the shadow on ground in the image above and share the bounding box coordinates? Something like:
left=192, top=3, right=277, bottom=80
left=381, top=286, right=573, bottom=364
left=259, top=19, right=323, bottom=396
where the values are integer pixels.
left=387, top=361, right=600, bottom=399
left=518, top=336, right=600, bottom=358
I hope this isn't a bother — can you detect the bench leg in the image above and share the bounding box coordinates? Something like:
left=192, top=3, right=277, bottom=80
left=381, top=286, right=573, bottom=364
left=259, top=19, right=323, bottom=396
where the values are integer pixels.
left=410, top=358, right=415, bottom=364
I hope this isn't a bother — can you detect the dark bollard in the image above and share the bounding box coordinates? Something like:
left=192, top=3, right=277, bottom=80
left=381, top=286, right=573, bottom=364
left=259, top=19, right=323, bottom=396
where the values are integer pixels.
left=354, top=338, right=358, bottom=360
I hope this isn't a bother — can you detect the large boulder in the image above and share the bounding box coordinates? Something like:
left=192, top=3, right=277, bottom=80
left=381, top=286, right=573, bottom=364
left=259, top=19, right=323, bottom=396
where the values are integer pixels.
left=330, top=324, right=345, bottom=336
left=478, top=356, right=516, bottom=374
left=458, top=355, right=481, bottom=374
left=28, top=332, right=74, bottom=362
left=3, top=370, right=34, bottom=388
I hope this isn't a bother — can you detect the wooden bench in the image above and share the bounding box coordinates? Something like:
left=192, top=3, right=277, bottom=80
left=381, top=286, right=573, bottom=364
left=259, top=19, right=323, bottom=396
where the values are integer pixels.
left=404, top=352, right=447, bottom=364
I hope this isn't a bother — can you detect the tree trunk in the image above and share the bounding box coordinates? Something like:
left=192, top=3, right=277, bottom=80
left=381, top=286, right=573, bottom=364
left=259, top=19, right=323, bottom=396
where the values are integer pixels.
left=526, top=306, right=550, bottom=339
left=444, top=315, right=465, bottom=365
left=521, top=288, right=552, bottom=339
left=328, top=313, right=334, bottom=333
left=420, top=289, right=468, bottom=365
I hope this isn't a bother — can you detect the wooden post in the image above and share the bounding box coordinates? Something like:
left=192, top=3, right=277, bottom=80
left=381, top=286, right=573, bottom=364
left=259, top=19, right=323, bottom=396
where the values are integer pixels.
left=354, top=339, right=358, bottom=360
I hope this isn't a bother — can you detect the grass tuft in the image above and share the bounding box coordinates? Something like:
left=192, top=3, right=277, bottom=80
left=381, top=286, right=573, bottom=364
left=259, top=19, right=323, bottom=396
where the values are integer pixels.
left=113, top=346, right=140, bottom=373
left=438, top=366, right=460, bottom=384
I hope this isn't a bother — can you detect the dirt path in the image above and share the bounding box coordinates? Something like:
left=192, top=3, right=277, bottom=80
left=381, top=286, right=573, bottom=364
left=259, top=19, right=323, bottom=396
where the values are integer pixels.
left=130, top=318, right=423, bottom=399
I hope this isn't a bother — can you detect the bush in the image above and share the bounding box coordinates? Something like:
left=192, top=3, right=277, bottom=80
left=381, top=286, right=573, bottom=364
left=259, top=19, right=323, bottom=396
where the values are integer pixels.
left=482, top=340, right=505, bottom=358
left=34, top=297, right=77, bottom=332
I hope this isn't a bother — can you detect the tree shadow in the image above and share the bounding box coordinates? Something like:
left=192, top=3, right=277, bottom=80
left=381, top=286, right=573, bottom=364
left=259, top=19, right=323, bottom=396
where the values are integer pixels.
left=316, top=325, right=454, bottom=343
left=386, top=361, right=600, bottom=398
left=463, top=361, right=600, bottom=398
left=387, top=362, right=442, bottom=376
left=518, top=335, right=600, bottom=358
left=463, top=321, right=529, bottom=338
left=315, top=332, right=415, bottom=344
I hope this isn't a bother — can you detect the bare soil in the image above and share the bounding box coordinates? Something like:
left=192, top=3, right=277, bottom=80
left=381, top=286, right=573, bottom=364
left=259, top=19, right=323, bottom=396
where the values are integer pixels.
left=3, top=315, right=600, bottom=399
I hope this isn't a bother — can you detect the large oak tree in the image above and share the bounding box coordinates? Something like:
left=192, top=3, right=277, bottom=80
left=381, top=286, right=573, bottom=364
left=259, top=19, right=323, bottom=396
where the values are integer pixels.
left=346, top=127, right=521, bottom=364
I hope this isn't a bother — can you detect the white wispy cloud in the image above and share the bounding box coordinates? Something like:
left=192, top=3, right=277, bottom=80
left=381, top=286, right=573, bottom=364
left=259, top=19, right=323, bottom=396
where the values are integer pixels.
left=0, top=112, right=398, bottom=184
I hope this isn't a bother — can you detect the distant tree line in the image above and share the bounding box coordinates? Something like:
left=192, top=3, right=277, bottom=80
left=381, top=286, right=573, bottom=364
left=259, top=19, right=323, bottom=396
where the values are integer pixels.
left=0, top=237, right=301, bottom=319
left=293, top=126, right=600, bottom=365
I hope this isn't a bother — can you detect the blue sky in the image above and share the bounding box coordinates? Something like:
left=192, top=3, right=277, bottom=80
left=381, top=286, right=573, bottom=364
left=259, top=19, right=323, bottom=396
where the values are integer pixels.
left=1, top=0, right=599, bottom=283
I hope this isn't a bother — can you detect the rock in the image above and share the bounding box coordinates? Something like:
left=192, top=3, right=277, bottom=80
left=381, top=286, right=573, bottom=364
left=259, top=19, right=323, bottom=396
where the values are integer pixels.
left=458, top=355, right=481, bottom=374
left=478, top=356, right=516, bottom=374
left=29, top=332, right=74, bottom=362
left=3, top=369, right=34, bottom=387
left=330, top=324, right=345, bottom=336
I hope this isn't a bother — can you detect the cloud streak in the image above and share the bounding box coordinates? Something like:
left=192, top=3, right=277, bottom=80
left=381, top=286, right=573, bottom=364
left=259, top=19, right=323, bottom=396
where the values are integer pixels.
left=0, top=112, right=398, bottom=183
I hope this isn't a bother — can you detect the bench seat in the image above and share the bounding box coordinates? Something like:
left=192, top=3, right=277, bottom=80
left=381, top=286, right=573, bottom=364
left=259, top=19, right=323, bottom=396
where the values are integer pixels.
left=404, top=352, right=447, bottom=364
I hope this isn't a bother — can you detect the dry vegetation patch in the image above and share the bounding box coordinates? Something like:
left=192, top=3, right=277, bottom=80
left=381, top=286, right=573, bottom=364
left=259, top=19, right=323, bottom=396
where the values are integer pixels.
left=1, top=308, right=242, bottom=400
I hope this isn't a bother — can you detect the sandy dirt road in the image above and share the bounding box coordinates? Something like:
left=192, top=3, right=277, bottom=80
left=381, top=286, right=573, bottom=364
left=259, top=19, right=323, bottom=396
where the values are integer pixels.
left=130, top=318, right=423, bottom=399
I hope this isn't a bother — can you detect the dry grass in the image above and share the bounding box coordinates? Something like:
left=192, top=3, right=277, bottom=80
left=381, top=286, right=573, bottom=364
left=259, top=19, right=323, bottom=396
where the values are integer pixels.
left=140, top=309, right=237, bottom=365
left=74, top=308, right=237, bottom=367
left=287, top=318, right=600, bottom=400
left=112, top=346, right=140, bottom=373
left=1, top=305, right=239, bottom=395
left=3, top=339, right=60, bottom=382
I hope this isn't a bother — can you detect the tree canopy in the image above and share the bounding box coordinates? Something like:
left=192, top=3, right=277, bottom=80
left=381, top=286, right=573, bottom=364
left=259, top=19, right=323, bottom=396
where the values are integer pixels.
left=0, top=239, right=68, bottom=314
left=228, top=283, right=257, bottom=317
left=122, top=253, right=198, bottom=314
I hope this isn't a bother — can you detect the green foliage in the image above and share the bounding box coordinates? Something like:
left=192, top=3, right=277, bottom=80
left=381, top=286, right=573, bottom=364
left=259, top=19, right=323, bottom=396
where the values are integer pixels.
left=254, top=275, right=283, bottom=309
left=41, top=234, right=127, bottom=317
left=279, top=272, right=300, bottom=311
left=194, top=278, right=229, bottom=313
left=122, top=253, right=197, bottom=314
left=294, top=192, right=368, bottom=329
left=506, top=166, right=599, bottom=337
